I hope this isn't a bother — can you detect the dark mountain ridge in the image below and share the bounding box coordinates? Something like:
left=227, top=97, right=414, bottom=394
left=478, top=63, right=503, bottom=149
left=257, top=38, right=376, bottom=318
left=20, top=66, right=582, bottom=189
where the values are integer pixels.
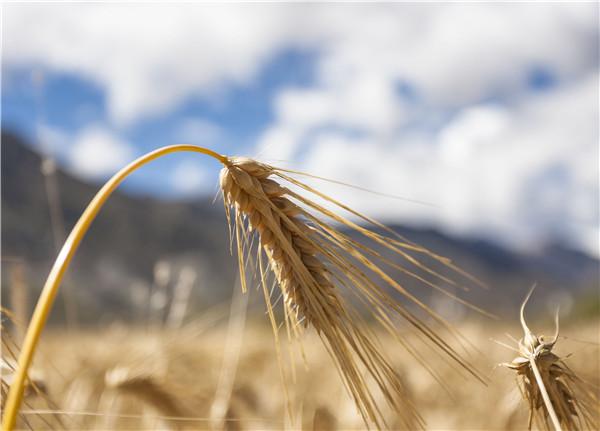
left=2, top=130, right=598, bottom=324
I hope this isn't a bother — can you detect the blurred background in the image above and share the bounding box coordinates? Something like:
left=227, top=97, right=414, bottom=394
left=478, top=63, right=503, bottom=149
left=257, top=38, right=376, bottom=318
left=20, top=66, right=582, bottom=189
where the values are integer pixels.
left=2, top=2, right=598, bottom=322
left=1, top=4, right=598, bottom=429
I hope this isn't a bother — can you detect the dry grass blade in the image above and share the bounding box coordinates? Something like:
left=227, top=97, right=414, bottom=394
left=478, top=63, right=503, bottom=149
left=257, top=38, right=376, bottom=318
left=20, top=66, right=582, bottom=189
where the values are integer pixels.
left=1, top=311, right=61, bottom=431
left=220, top=156, right=487, bottom=429
left=502, top=287, right=600, bottom=430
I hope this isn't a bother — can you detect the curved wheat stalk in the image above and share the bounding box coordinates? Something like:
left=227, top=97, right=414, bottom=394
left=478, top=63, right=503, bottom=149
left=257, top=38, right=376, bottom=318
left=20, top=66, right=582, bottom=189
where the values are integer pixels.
left=2, top=145, right=226, bottom=431
left=2, top=147, right=486, bottom=430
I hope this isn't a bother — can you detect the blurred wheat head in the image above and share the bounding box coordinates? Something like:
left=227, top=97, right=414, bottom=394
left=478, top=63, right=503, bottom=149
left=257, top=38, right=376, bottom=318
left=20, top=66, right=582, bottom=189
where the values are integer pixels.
left=502, top=288, right=599, bottom=431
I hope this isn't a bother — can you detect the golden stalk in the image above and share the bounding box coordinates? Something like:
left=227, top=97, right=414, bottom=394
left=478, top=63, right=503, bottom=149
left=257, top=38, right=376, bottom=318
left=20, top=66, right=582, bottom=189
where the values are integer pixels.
left=2, top=145, right=226, bottom=431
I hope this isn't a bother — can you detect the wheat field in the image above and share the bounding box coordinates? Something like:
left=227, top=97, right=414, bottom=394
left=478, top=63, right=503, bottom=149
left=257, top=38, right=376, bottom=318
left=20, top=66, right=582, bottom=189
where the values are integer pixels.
left=2, top=151, right=598, bottom=431
left=2, top=312, right=598, bottom=430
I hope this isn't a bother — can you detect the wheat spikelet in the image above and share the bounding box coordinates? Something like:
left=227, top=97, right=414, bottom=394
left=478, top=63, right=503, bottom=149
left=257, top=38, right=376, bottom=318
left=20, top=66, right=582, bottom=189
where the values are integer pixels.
left=220, top=157, right=340, bottom=328
left=220, top=156, right=486, bottom=429
left=502, top=288, right=600, bottom=430
left=105, top=366, right=186, bottom=427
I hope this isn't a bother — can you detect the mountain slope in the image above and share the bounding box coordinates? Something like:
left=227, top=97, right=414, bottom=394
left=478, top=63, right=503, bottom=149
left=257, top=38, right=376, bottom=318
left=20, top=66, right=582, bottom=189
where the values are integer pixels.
left=2, top=130, right=597, bottom=323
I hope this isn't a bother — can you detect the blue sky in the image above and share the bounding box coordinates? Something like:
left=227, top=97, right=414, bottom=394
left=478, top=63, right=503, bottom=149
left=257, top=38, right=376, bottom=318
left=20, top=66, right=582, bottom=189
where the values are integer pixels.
left=2, top=49, right=317, bottom=196
left=2, top=3, right=598, bottom=256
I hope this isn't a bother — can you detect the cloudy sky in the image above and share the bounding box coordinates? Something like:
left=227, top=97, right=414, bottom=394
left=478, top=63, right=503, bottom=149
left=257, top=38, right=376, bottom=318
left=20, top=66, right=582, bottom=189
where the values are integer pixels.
left=2, top=3, right=598, bottom=256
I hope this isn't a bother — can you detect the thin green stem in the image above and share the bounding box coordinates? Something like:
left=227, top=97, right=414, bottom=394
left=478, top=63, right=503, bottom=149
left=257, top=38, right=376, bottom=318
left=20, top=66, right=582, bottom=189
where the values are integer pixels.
left=2, top=145, right=227, bottom=431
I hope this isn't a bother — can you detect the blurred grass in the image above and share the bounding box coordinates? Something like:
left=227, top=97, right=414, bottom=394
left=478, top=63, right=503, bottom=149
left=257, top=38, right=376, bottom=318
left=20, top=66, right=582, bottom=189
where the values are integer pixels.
left=569, top=288, right=600, bottom=322
left=3, top=314, right=598, bottom=430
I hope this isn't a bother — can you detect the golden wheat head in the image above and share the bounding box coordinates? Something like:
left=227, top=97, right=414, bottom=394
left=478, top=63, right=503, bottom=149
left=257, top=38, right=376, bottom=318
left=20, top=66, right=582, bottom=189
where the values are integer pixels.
left=219, top=156, right=487, bottom=429
left=502, top=288, right=599, bottom=431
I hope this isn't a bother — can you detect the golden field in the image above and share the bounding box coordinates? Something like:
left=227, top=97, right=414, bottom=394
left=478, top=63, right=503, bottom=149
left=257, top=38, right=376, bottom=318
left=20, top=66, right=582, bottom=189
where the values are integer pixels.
left=3, top=312, right=598, bottom=430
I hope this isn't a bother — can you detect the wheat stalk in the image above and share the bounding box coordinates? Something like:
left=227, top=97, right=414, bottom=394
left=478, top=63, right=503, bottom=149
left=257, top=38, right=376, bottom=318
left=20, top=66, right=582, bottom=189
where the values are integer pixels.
left=2, top=147, right=486, bottom=430
left=502, top=287, right=600, bottom=430
left=1, top=145, right=226, bottom=431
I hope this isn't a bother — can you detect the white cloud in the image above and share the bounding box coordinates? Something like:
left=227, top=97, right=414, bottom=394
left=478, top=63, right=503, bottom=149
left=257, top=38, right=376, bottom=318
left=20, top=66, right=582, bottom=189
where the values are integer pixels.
left=255, top=125, right=303, bottom=163
left=287, top=73, right=599, bottom=256
left=3, top=3, right=598, bottom=255
left=3, top=4, right=297, bottom=125
left=4, top=4, right=597, bottom=126
left=69, top=127, right=135, bottom=179
left=176, top=118, right=222, bottom=147
left=170, top=160, right=211, bottom=196
left=254, top=3, right=598, bottom=163
left=276, top=89, right=335, bottom=130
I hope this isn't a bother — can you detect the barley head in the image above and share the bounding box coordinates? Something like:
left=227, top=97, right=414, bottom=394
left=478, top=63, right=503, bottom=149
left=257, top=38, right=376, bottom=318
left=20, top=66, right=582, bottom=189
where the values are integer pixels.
left=502, top=288, right=599, bottom=431
left=220, top=156, right=486, bottom=429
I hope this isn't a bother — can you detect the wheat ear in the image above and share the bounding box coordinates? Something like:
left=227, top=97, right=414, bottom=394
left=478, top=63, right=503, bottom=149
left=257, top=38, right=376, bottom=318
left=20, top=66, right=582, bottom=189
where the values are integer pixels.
left=105, top=367, right=186, bottom=420
left=220, top=156, right=488, bottom=429
left=502, top=287, right=600, bottom=430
